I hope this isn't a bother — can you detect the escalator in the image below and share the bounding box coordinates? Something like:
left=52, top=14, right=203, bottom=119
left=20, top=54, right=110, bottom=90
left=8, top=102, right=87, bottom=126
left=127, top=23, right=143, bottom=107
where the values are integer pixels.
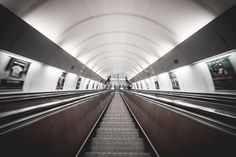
left=83, top=92, right=153, bottom=157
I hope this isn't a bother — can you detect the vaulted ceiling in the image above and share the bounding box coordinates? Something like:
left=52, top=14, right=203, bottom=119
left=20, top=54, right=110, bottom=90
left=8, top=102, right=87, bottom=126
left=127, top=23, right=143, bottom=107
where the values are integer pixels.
left=1, top=0, right=235, bottom=79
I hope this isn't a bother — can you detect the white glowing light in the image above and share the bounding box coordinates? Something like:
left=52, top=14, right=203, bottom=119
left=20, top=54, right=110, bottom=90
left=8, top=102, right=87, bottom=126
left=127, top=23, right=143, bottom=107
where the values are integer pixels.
left=23, top=15, right=60, bottom=43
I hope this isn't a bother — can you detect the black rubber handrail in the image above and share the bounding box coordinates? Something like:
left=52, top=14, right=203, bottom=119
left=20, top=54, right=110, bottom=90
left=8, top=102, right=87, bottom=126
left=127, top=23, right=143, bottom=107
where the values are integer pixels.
left=128, top=90, right=236, bottom=136
left=134, top=90, right=236, bottom=106
left=0, top=89, right=100, bottom=96
left=134, top=89, right=236, bottom=96
left=134, top=89, right=236, bottom=99
left=0, top=89, right=105, bottom=103
left=0, top=90, right=110, bottom=135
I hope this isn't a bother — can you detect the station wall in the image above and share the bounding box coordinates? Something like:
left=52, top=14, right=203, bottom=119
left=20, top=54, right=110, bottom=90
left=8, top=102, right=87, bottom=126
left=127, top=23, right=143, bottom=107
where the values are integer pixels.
left=133, top=50, right=236, bottom=93
left=0, top=50, right=103, bottom=93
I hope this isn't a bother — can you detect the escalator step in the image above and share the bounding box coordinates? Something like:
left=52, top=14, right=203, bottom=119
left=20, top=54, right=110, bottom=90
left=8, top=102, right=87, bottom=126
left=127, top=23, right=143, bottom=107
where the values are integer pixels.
left=89, top=145, right=145, bottom=152
left=84, top=152, right=152, bottom=157
left=91, top=138, right=144, bottom=146
left=83, top=93, right=151, bottom=157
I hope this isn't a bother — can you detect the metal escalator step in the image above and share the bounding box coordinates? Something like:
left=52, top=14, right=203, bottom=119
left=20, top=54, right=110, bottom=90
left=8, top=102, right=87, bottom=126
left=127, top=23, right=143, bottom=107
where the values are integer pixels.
left=100, top=121, right=134, bottom=125
left=99, top=122, right=135, bottom=128
left=96, top=128, right=138, bottom=133
left=95, top=133, right=139, bottom=138
left=99, top=126, right=136, bottom=130
left=102, top=119, right=133, bottom=122
left=82, top=93, right=151, bottom=157
left=104, top=114, right=130, bottom=118
left=103, top=117, right=131, bottom=120
left=107, top=109, right=127, bottom=110
left=89, top=145, right=145, bottom=152
left=104, top=113, right=130, bottom=115
left=96, top=132, right=139, bottom=136
left=105, top=112, right=129, bottom=114
left=102, top=117, right=132, bottom=119
left=91, top=138, right=144, bottom=146
left=97, top=128, right=137, bottom=133
left=84, top=152, right=152, bottom=157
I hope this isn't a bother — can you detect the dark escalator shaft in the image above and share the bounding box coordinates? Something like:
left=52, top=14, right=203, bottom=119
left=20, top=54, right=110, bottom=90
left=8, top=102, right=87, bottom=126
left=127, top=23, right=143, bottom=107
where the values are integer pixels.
left=84, top=92, right=151, bottom=157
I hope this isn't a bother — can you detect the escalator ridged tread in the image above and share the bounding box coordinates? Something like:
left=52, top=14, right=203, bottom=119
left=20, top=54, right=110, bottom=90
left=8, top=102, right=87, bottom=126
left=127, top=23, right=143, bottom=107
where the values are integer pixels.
left=84, top=92, right=151, bottom=157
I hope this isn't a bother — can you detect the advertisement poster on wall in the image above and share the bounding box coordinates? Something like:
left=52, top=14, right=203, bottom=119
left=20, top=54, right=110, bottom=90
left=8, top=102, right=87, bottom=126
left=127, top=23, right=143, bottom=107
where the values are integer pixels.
left=153, top=76, right=159, bottom=89
left=155, top=80, right=160, bottom=89
left=86, top=80, right=90, bottom=89
left=140, top=83, right=143, bottom=89
left=92, top=82, right=95, bottom=89
left=207, top=56, right=236, bottom=90
left=144, top=80, right=149, bottom=89
left=76, top=77, right=82, bottom=89
left=0, top=57, right=30, bottom=90
left=56, top=72, right=67, bottom=90
left=169, top=72, right=180, bottom=90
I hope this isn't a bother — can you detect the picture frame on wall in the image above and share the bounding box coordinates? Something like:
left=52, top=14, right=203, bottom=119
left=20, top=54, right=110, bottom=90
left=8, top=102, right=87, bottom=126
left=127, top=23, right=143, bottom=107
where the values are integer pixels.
left=207, top=56, right=236, bottom=90
left=56, top=72, right=67, bottom=90
left=140, top=83, right=143, bottom=89
left=0, top=57, right=30, bottom=90
left=155, top=80, right=159, bottom=89
left=144, top=80, right=149, bottom=89
left=92, top=82, right=95, bottom=89
left=86, top=80, right=90, bottom=89
left=169, top=72, right=180, bottom=90
left=76, top=77, right=82, bottom=89
left=153, top=76, right=159, bottom=89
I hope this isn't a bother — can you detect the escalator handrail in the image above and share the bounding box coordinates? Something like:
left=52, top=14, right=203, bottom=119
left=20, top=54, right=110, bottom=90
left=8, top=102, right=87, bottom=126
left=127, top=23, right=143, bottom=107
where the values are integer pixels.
left=0, top=89, right=93, bottom=97
left=134, top=89, right=236, bottom=97
left=134, top=89, right=236, bottom=105
left=127, top=90, right=236, bottom=136
left=0, top=90, right=111, bottom=135
left=0, top=89, right=106, bottom=103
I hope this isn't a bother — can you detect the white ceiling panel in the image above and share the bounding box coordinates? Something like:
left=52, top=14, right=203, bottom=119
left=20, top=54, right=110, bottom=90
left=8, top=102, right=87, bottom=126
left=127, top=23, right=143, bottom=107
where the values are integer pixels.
left=86, top=0, right=151, bottom=16
left=78, top=43, right=155, bottom=65
left=1, top=0, right=235, bottom=79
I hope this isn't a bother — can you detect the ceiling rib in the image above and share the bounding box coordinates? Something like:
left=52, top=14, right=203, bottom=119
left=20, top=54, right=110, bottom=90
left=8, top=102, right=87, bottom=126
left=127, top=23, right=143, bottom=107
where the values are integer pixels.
left=61, top=31, right=163, bottom=50
left=95, top=62, right=141, bottom=74
left=85, top=50, right=150, bottom=65
left=57, top=13, right=177, bottom=42
left=96, top=64, right=139, bottom=77
left=91, top=57, right=144, bottom=71
left=77, top=42, right=158, bottom=59
left=89, top=54, right=147, bottom=70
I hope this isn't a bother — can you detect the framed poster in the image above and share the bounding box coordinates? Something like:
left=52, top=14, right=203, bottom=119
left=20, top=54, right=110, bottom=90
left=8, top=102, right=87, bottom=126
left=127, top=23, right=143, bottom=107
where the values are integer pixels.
left=144, top=80, right=149, bottom=89
left=92, top=82, right=95, bottom=89
left=0, top=57, right=30, bottom=90
left=207, top=56, right=236, bottom=90
left=169, top=72, right=180, bottom=90
left=86, top=80, right=90, bottom=89
left=56, top=72, right=67, bottom=90
left=155, top=80, right=159, bottom=89
left=140, top=83, right=143, bottom=89
left=76, top=77, right=82, bottom=89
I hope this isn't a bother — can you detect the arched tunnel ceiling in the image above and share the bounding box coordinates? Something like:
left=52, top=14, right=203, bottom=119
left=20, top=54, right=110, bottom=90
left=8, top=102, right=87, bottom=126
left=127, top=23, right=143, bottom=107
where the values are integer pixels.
left=1, top=0, right=236, bottom=79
